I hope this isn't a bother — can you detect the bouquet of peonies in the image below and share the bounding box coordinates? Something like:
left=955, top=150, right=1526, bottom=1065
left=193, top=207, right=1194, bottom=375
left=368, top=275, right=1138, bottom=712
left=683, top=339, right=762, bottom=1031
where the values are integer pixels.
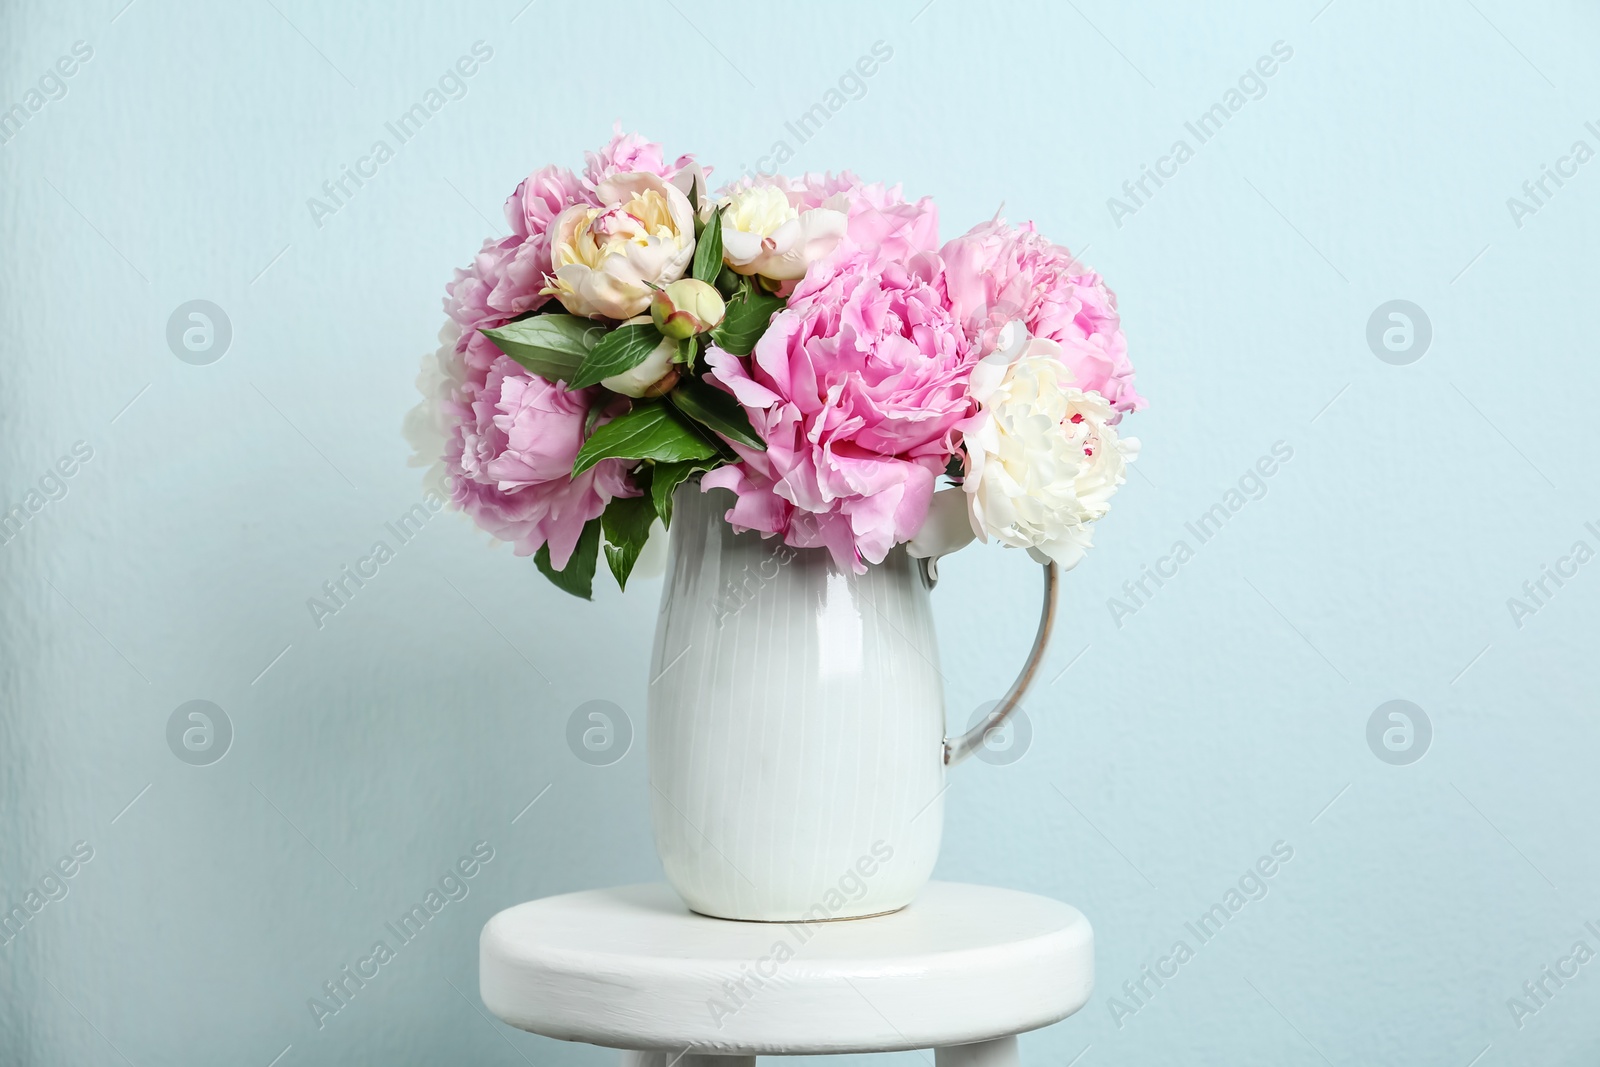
left=406, top=128, right=1145, bottom=598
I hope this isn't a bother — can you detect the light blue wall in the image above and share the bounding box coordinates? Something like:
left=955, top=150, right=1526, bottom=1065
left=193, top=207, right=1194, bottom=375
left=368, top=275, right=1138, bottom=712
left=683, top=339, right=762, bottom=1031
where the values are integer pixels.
left=2, top=0, right=1597, bottom=1063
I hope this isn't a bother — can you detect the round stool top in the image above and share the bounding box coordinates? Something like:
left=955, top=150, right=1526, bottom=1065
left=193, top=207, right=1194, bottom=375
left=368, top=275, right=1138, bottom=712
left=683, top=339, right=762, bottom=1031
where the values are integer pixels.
left=479, top=882, right=1093, bottom=1055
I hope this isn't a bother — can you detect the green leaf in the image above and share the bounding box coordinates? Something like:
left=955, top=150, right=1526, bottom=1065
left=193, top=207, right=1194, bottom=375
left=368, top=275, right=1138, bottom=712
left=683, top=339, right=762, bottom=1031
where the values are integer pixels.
left=569, top=323, right=667, bottom=390
left=666, top=377, right=765, bottom=451
left=572, top=400, right=720, bottom=476
left=481, top=315, right=602, bottom=383
left=534, top=519, right=601, bottom=600
left=601, top=493, right=658, bottom=591
left=651, top=459, right=716, bottom=528
left=710, top=287, right=785, bottom=356
left=679, top=334, right=699, bottom=371
left=692, top=207, right=724, bottom=284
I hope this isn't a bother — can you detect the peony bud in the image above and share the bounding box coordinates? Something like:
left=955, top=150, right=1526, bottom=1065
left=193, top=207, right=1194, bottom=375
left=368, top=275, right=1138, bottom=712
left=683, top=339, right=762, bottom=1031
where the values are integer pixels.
left=601, top=318, right=682, bottom=397
left=650, top=278, right=726, bottom=339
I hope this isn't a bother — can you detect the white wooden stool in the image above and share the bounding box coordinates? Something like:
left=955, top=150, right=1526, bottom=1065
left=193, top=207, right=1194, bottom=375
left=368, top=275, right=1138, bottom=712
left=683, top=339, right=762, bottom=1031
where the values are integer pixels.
left=479, top=882, right=1093, bottom=1066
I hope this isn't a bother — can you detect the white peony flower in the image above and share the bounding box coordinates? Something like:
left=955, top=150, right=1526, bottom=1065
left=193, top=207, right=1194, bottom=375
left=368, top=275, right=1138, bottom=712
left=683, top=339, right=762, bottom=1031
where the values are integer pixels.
left=960, top=321, right=1139, bottom=569
left=718, top=183, right=848, bottom=281
left=402, top=320, right=467, bottom=490
left=544, top=172, right=695, bottom=319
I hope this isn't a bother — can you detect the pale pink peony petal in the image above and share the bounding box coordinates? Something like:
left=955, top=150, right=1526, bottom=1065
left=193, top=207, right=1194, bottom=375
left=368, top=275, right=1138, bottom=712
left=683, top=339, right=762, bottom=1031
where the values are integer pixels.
left=940, top=218, right=1145, bottom=417
left=446, top=356, right=634, bottom=567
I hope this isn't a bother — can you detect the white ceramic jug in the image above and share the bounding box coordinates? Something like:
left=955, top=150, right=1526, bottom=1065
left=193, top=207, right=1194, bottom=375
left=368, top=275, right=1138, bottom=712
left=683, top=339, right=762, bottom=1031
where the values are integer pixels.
left=647, top=485, right=1056, bottom=921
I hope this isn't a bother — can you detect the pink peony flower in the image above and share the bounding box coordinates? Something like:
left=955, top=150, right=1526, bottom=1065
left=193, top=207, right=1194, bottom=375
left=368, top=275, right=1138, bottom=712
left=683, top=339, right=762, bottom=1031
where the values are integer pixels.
left=703, top=247, right=973, bottom=572
left=497, top=164, right=590, bottom=317
left=506, top=164, right=588, bottom=241
left=941, top=218, right=1145, bottom=416
left=446, top=355, right=634, bottom=567
left=443, top=237, right=518, bottom=338
left=443, top=238, right=544, bottom=384
left=583, top=124, right=695, bottom=191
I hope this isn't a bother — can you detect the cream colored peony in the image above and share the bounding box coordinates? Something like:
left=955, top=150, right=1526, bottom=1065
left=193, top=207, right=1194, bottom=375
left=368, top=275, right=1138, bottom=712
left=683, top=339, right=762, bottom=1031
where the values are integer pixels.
left=544, top=172, right=695, bottom=319
left=718, top=183, right=848, bottom=281
left=959, top=322, right=1139, bottom=569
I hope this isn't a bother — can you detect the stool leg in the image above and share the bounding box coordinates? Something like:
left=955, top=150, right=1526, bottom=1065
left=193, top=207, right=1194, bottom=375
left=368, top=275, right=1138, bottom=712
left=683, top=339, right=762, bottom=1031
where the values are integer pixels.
left=935, top=1035, right=1019, bottom=1067
left=619, top=1053, right=755, bottom=1067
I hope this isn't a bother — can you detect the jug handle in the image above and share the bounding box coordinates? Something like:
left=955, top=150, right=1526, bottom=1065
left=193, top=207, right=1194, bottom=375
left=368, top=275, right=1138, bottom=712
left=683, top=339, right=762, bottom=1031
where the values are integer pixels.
left=941, top=560, right=1059, bottom=766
